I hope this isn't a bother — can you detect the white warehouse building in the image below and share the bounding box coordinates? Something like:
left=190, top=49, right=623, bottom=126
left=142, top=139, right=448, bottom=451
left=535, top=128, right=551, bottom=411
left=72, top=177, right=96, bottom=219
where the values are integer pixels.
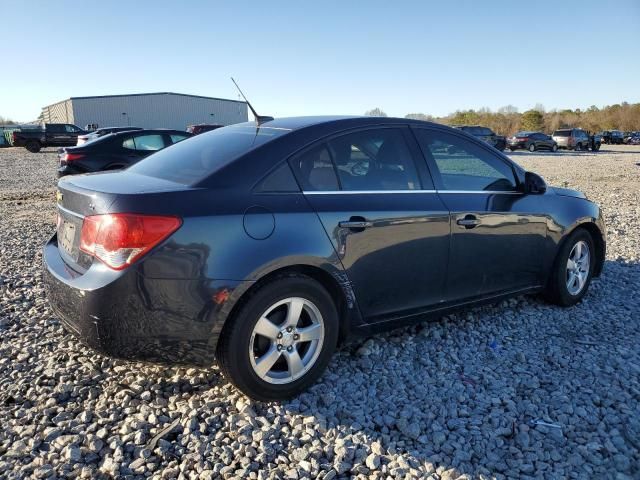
left=41, top=92, right=248, bottom=130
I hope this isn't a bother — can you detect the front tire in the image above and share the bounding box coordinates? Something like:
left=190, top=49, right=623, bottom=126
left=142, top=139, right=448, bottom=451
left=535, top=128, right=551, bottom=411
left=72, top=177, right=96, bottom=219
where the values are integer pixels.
left=552, top=144, right=558, bottom=152
left=543, top=229, right=595, bottom=307
left=216, top=274, right=339, bottom=401
left=25, top=141, right=41, bottom=153
left=528, top=143, right=536, bottom=152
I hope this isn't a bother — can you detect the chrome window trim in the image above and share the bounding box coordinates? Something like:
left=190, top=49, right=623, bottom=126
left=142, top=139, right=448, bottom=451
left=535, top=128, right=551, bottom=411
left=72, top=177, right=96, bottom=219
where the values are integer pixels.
left=303, top=190, right=437, bottom=195
left=302, top=190, right=521, bottom=195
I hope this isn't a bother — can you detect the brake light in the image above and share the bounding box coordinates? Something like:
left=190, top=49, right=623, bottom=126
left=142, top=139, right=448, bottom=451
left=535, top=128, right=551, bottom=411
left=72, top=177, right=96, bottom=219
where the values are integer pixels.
left=61, top=152, right=85, bottom=163
left=79, top=214, right=181, bottom=270
left=516, top=137, right=527, bottom=141
left=12, top=132, right=17, bottom=143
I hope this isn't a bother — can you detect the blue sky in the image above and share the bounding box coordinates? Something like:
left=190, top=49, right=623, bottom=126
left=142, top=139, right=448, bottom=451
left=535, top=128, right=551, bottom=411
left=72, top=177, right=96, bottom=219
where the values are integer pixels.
left=2, top=0, right=639, bottom=121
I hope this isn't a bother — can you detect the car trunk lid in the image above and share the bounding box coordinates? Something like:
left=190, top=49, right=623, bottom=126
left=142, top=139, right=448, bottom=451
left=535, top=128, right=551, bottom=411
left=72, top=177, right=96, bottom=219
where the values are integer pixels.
left=55, top=172, right=190, bottom=272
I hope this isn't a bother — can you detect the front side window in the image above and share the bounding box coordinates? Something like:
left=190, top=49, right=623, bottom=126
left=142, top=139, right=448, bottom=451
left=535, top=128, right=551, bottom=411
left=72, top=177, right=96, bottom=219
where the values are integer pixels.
left=414, top=129, right=517, bottom=192
left=327, top=128, right=421, bottom=191
left=65, top=125, right=79, bottom=133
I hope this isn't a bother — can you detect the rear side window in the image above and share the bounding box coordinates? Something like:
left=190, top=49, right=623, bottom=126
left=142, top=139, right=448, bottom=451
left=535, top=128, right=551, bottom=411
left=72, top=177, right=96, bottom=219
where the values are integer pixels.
left=123, top=135, right=165, bottom=151
left=553, top=130, right=571, bottom=137
left=256, top=163, right=300, bottom=192
left=415, top=129, right=517, bottom=192
left=128, top=124, right=289, bottom=185
left=290, top=144, right=339, bottom=191
left=170, top=134, right=189, bottom=144
left=327, top=128, right=420, bottom=191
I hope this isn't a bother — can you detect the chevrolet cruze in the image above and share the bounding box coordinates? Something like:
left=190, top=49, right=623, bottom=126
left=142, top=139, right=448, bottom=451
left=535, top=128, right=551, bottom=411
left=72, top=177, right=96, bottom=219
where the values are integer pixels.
left=44, top=117, right=605, bottom=401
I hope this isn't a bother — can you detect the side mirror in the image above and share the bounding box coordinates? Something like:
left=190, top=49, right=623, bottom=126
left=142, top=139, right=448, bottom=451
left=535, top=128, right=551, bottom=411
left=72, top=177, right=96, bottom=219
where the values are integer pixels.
left=525, top=171, right=547, bottom=194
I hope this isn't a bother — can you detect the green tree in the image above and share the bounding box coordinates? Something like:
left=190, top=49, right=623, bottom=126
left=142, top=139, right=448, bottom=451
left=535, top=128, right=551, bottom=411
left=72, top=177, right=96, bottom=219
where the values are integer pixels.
left=521, top=109, right=544, bottom=131
left=364, top=108, right=387, bottom=117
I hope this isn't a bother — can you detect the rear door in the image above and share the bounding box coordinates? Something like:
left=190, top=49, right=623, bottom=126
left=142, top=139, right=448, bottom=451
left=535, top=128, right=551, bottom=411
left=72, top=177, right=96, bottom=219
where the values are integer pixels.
left=412, top=127, right=547, bottom=300
left=290, top=126, right=451, bottom=323
left=46, top=124, right=69, bottom=146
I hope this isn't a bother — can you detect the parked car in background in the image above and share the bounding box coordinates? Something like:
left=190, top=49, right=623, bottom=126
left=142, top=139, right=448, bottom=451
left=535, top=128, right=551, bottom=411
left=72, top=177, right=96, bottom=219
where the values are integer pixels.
left=77, top=126, right=143, bottom=146
left=508, top=132, right=558, bottom=152
left=453, top=125, right=506, bottom=151
left=600, top=130, right=624, bottom=144
left=627, top=133, right=640, bottom=145
left=552, top=128, right=593, bottom=151
left=186, top=123, right=224, bottom=135
left=57, top=129, right=192, bottom=177
left=44, top=116, right=606, bottom=400
left=623, top=131, right=639, bottom=144
left=13, top=123, right=87, bottom=152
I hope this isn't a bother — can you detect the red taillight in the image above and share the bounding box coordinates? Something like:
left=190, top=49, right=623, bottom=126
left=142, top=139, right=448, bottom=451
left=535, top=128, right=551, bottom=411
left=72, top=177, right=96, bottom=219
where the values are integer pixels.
left=62, top=152, right=85, bottom=163
left=12, top=132, right=17, bottom=143
left=79, top=214, right=181, bottom=270
left=516, top=137, right=527, bottom=141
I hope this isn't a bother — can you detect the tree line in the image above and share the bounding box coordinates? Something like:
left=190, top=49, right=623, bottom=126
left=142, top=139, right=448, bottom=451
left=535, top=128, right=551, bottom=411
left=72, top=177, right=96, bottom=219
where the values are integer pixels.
left=366, top=102, right=640, bottom=135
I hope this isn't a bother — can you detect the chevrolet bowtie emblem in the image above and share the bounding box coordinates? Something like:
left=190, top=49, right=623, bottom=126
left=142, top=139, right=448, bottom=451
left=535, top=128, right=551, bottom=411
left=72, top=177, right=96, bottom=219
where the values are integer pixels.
left=56, top=191, right=63, bottom=203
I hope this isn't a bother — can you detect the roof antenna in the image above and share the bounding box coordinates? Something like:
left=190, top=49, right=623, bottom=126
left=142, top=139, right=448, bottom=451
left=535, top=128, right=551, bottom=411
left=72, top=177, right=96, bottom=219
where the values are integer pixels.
left=231, top=77, right=274, bottom=124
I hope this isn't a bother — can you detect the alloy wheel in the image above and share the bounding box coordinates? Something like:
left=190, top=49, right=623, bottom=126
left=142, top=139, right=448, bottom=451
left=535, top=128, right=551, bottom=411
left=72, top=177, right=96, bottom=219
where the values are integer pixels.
left=566, top=240, right=590, bottom=295
left=249, top=297, right=325, bottom=384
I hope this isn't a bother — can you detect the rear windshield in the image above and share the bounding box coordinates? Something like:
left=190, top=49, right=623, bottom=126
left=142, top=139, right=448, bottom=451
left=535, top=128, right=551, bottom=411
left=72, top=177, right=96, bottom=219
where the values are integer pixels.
left=553, top=130, right=571, bottom=137
left=515, top=131, right=532, bottom=137
left=127, top=123, right=289, bottom=184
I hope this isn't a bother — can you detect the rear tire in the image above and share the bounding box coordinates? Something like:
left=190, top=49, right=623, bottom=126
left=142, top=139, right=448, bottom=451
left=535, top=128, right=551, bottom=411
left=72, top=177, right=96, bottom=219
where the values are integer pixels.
left=574, top=143, right=582, bottom=151
left=543, top=229, right=595, bottom=307
left=552, top=144, right=558, bottom=152
left=25, top=141, right=41, bottom=153
left=216, top=274, right=339, bottom=401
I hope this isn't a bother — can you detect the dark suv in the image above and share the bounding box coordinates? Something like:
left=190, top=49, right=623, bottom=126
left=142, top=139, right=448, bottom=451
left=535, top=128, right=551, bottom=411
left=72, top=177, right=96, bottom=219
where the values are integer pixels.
left=453, top=125, right=506, bottom=151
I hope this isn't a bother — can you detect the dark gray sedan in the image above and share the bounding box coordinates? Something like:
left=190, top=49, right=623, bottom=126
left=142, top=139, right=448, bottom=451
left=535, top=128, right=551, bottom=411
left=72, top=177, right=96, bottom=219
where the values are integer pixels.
left=508, top=131, right=558, bottom=152
left=44, top=116, right=605, bottom=400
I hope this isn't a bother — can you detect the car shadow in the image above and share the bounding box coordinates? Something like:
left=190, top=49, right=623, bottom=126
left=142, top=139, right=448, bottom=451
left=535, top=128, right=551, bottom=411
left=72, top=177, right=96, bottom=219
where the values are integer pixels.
left=276, top=258, right=640, bottom=477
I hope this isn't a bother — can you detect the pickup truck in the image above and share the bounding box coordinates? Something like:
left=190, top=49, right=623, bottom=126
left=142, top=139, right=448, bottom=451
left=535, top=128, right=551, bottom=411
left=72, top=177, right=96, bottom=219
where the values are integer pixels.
left=12, top=123, right=87, bottom=152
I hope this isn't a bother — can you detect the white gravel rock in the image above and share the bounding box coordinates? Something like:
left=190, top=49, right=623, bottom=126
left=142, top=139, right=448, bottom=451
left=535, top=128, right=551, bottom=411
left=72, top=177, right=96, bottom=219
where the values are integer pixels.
left=0, top=146, right=639, bottom=478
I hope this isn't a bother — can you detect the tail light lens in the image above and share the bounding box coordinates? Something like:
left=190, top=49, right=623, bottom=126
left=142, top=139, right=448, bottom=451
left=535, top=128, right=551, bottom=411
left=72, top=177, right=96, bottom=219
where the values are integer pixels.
left=61, top=152, right=85, bottom=164
left=79, top=214, right=181, bottom=270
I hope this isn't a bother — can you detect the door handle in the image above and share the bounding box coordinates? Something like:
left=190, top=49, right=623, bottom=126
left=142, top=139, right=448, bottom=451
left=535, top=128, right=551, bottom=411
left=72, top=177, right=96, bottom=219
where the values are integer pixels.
left=339, top=218, right=373, bottom=230
left=457, top=215, right=480, bottom=229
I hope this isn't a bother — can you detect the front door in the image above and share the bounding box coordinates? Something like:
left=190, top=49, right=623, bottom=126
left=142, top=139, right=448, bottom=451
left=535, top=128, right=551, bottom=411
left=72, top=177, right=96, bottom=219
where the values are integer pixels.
left=412, top=127, right=547, bottom=301
left=290, top=126, right=451, bottom=322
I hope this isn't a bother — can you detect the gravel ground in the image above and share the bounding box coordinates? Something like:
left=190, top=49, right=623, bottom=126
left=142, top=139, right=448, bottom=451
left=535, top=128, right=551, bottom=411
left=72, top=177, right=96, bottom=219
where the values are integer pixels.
left=0, top=145, right=638, bottom=480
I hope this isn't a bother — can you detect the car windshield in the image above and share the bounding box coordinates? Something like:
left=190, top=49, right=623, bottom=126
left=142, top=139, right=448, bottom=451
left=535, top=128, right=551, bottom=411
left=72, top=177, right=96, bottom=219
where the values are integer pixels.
left=553, top=130, right=571, bottom=137
left=127, top=123, right=290, bottom=185
left=515, top=132, right=532, bottom=137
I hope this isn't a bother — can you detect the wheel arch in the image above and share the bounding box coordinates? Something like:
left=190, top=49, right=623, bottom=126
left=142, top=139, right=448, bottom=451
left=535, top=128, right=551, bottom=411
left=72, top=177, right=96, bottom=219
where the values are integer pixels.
left=220, top=263, right=359, bottom=349
left=561, top=221, right=606, bottom=277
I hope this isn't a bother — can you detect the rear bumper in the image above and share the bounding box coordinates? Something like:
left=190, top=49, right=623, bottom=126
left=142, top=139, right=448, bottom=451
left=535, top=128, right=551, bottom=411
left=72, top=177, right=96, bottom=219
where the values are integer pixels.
left=42, top=234, right=250, bottom=366
left=508, top=141, right=526, bottom=150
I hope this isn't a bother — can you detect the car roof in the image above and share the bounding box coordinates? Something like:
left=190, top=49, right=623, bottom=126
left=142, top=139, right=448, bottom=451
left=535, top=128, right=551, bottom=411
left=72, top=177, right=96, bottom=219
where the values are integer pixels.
left=241, top=115, right=444, bottom=132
